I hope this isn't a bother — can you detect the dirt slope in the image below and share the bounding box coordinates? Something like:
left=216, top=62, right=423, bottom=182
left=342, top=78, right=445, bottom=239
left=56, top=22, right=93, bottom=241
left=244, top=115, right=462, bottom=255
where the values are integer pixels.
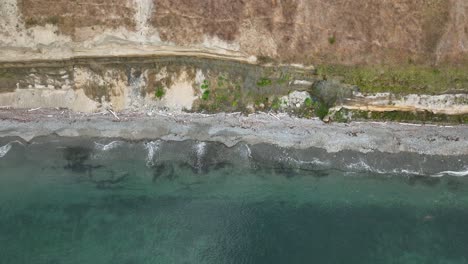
left=0, top=0, right=464, bottom=65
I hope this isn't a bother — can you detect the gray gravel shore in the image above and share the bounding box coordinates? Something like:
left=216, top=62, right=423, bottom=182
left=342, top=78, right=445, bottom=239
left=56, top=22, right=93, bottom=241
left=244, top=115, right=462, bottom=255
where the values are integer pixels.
left=0, top=108, right=467, bottom=156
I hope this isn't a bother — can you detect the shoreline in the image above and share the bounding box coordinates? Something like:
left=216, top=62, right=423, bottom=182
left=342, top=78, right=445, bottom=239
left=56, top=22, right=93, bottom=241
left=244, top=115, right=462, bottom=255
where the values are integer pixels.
left=1, top=108, right=467, bottom=157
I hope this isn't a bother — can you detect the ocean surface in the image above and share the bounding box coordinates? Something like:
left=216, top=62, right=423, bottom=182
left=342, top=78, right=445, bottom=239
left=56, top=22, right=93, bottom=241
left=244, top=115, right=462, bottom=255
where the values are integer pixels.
left=1, top=138, right=468, bottom=264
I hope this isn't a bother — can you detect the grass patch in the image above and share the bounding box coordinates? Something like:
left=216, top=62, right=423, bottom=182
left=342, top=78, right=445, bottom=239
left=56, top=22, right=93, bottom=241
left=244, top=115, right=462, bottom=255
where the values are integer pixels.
left=304, top=97, right=313, bottom=107
left=24, top=16, right=60, bottom=27
left=257, top=56, right=276, bottom=64
left=0, top=70, right=16, bottom=79
left=257, top=78, right=272, bottom=87
left=271, top=97, right=281, bottom=111
left=332, top=110, right=349, bottom=123
left=196, top=74, right=244, bottom=112
left=217, top=75, right=227, bottom=87
left=46, top=16, right=60, bottom=25
left=201, top=80, right=209, bottom=90
left=83, top=84, right=110, bottom=103
left=316, top=64, right=468, bottom=95
left=202, top=90, right=211, bottom=100
left=0, top=71, right=18, bottom=92
left=154, top=86, right=165, bottom=99
left=25, top=18, right=39, bottom=27
left=277, top=73, right=291, bottom=84
left=314, top=101, right=330, bottom=120
left=344, top=109, right=468, bottom=124
left=328, top=36, right=336, bottom=45
left=253, top=96, right=269, bottom=107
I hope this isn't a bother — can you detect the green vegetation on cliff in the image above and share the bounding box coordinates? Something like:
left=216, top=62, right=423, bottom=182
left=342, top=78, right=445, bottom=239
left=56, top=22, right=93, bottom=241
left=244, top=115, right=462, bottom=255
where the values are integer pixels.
left=317, top=65, right=468, bottom=95
left=330, top=108, right=468, bottom=125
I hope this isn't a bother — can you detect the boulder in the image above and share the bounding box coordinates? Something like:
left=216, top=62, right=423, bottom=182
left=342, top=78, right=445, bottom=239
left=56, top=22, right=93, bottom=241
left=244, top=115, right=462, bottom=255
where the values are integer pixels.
left=280, top=91, right=311, bottom=109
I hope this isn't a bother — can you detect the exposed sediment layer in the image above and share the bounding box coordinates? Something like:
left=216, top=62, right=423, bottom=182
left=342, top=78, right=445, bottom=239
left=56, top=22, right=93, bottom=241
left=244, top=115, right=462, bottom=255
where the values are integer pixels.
left=0, top=56, right=316, bottom=113
left=2, top=0, right=467, bottom=64
left=1, top=56, right=467, bottom=123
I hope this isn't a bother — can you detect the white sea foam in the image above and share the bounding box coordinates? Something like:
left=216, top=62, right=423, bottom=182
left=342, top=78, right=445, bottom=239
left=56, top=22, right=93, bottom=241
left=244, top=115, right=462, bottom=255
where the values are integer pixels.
left=345, top=160, right=392, bottom=174
left=346, top=160, right=373, bottom=171
left=288, top=157, right=330, bottom=166
left=432, top=169, right=468, bottom=177
left=144, top=141, right=161, bottom=167
left=94, top=141, right=123, bottom=151
left=0, top=143, right=12, bottom=158
left=279, top=151, right=330, bottom=167
left=244, top=144, right=253, bottom=159
left=277, top=152, right=466, bottom=177
left=394, top=169, right=423, bottom=176
left=195, top=142, right=207, bottom=157
left=194, top=142, right=207, bottom=170
left=346, top=161, right=467, bottom=177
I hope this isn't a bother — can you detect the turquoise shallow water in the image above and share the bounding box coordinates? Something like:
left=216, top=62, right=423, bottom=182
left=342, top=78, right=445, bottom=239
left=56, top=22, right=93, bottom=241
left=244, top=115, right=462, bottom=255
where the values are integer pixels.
left=1, top=139, right=468, bottom=264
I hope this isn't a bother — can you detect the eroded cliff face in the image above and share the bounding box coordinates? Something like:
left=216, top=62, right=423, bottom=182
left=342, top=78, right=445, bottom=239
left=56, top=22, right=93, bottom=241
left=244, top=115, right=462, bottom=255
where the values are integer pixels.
left=0, top=0, right=467, bottom=122
left=0, top=57, right=316, bottom=113
left=1, top=0, right=467, bottom=64
left=152, top=0, right=464, bottom=64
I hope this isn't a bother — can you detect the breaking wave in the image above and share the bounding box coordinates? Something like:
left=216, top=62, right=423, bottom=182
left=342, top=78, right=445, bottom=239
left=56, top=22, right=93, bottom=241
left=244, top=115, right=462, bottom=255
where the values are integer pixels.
left=94, top=141, right=123, bottom=151
left=194, top=142, right=207, bottom=171
left=346, top=160, right=375, bottom=172
left=144, top=141, right=161, bottom=167
left=432, top=169, right=468, bottom=177
left=0, top=141, right=24, bottom=159
left=346, top=160, right=425, bottom=175
left=278, top=150, right=330, bottom=167
left=0, top=143, right=12, bottom=158
left=290, top=157, right=330, bottom=167
left=244, top=144, right=253, bottom=160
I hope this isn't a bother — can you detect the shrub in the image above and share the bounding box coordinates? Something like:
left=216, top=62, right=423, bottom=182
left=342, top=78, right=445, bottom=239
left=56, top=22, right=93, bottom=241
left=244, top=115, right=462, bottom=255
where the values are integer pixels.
left=201, top=80, right=209, bottom=90
left=25, top=18, right=39, bottom=27
left=154, top=86, right=165, bottom=99
left=257, top=78, right=272, bottom=87
left=202, top=90, right=210, bottom=100
left=271, top=97, right=281, bottom=110
left=314, top=101, right=330, bottom=120
left=46, top=16, right=59, bottom=25
left=304, top=97, right=313, bottom=107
